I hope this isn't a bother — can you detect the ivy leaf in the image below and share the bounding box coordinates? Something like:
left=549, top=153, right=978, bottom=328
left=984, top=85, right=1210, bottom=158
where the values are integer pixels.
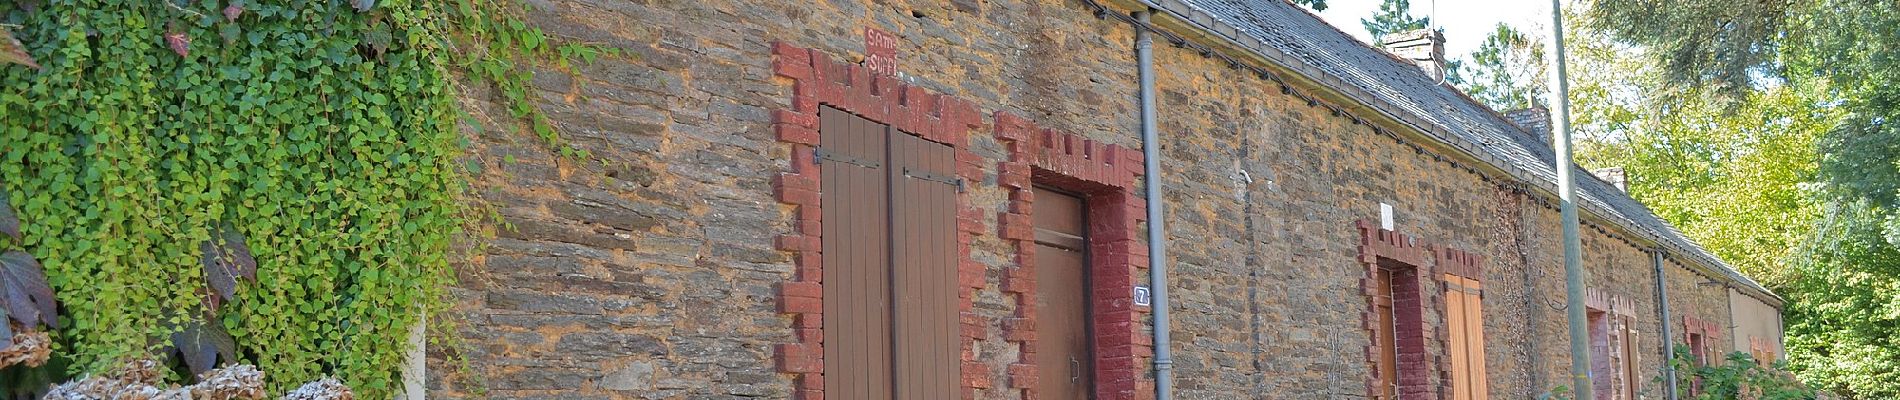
left=223, top=2, right=244, bottom=22
left=0, top=185, right=19, bottom=241
left=0, top=251, right=56, bottom=329
left=351, top=0, right=374, bottom=12
left=169, top=317, right=239, bottom=375
left=199, top=225, right=257, bottom=307
left=0, top=27, right=40, bottom=70
left=165, top=31, right=190, bottom=57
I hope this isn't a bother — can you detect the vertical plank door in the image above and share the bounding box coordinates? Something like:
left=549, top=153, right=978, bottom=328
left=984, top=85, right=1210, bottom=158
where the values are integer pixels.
left=1032, top=187, right=1092, bottom=400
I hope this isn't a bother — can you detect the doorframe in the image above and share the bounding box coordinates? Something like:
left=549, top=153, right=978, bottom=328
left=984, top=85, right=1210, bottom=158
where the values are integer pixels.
left=996, top=111, right=1147, bottom=400
left=1030, top=184, right=1098, bottom=397
left=1355, top=221, right=1439, bottom=399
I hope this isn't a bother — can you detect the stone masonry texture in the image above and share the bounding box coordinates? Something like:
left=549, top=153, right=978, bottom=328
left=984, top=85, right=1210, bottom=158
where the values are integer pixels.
left=427, top=0, right=1769, bottom=399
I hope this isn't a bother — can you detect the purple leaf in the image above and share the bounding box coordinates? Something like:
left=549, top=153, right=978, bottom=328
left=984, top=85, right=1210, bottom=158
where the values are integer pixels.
left=170, top=318, right=239, bottom=375
left=200, top=226, right=257, bottom=309
left=0, top=251, right=56, bottom=328
left=0, top=307, right=13, bottom=350
left=201, top=240, right=237, bottom=304
left=165, top=32, right=189, bottom=57
left=223, top=3, right=243, bottom=21
left=219, top=228, right=256, bottom=281
left=0, top=185, right=19, bottom=241
left=0, top=27, right=40, bottom=70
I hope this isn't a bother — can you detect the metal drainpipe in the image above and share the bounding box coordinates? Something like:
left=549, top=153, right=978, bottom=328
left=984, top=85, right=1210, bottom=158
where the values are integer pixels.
left=1134, top=9, right=1174, bottom=400
left=1653, top=250, right=1679, bottom=400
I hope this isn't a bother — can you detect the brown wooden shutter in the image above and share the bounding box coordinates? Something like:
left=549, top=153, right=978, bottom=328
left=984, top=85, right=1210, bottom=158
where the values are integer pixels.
left=818, top=106, right=959, bottom=399
left=821, top=106, right=894, bottom=399
left=1445, top=275, right=1488, bottom=400
left=1620, top=319, right=1640, bottom=400
left=889, top=129, right=959, bottom=399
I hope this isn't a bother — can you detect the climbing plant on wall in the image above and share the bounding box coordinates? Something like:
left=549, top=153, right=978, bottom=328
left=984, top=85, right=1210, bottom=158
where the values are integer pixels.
left=0, top=0, right=602, bottom=397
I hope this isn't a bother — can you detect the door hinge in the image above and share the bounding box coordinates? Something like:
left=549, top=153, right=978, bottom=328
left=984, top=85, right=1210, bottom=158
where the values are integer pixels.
left=904, top=167, right=964, bottom=192
left=813, top=147, right=880, bottom=169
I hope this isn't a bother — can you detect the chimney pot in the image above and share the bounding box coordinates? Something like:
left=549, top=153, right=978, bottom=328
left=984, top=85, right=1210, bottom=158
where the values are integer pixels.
left=1381, top=29, right=1447, bottom=82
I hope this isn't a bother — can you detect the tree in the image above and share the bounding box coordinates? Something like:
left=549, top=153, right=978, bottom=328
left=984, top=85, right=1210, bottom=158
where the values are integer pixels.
left=1361, top=0, right=1429, bottom=43
left=1583, top=0, right=1900, bottom=397
left=1291, top=0, right=1329, bottom=12
left=1456, top=23, right=1548, bottom=111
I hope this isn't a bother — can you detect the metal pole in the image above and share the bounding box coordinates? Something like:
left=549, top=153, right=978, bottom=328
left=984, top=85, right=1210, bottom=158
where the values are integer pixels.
left=1135, top=9, right=1174, bottom=400
left=1654, top=250, right=1679, bottom=400
left=1545, top=1, right=1593, bottom=398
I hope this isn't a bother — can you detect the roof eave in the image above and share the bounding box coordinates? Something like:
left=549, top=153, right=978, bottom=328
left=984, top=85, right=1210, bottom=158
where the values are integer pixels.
left=1097, top=0, right=1784, bottom=307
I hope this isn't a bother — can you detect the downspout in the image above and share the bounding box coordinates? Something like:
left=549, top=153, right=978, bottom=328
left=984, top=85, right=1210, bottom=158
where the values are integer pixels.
left=1135, top=9, right=1174, bottom=400
left=1653, top=250, right=1678, bottom=400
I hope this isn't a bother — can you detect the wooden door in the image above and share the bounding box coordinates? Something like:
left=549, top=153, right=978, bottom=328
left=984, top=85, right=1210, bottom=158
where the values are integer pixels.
left=1033, top=187, right=1092, bottom=400
left=1373, top=267, right=1398, bottom=400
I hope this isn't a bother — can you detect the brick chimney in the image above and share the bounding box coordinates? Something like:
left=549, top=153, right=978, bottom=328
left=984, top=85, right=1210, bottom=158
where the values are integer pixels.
left=1381, top=29, right=1447, bottom=83
left=1592, top=167, right=1628, bottom=193
left=1503, top=107, right=1551, bottom=145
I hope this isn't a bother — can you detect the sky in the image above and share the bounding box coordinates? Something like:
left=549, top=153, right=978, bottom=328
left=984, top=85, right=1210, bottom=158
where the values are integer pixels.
left=1311, top=0, right=1549, bottom=58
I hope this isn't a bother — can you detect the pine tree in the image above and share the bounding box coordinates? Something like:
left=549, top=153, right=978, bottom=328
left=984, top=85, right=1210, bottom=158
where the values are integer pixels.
left=1457, top=24, right=1547, bottom=111
left=1360, top=0, right=1429, bottom=43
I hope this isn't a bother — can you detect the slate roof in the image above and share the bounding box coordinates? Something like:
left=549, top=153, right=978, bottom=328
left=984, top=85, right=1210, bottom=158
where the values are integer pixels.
left=1141, top=0, right=1779, bottom=303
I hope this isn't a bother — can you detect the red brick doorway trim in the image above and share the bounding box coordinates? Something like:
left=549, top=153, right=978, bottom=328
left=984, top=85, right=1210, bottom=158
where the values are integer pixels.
left=768, top=39, right=989, bottom=400
left=995, top=112, right=1149, bottom=400
left=1356, top=220, right=1439, bottom=400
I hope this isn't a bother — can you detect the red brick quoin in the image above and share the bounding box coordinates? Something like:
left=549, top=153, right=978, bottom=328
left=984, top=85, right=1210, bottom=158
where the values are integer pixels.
left=1355, top=220, right=1441, bottom=400
left=768, top=34, right=989, bottom=400
left=1358, top=223, right=1495, bottom=400
left=994, top=112, right=1151, bottom=400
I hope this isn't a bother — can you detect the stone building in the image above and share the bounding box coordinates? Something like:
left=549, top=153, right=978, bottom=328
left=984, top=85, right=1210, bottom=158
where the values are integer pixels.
left=431, top=0, right=1785, bottom=399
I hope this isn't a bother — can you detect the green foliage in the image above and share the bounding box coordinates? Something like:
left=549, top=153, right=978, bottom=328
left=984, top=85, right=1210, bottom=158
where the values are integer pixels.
left=1585, top=0, right=1796, bottom=98
left=1575, top=84, right=1833, bottom=286
left=1360, top=0, right=1429, bottom=43
left=0, top=0, right=597, bottom=397
left=1783, top=202, right=1900, bottom=399
left=1290, top=0, right=1330, bottom=12
left=1456, top=23, right=1547, bottom=111
left=1671, top=347, right=1825, bottom=400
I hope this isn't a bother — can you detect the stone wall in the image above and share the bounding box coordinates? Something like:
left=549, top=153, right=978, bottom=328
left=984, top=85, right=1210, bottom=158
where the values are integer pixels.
left=427, top=0, right=1765, bottom=399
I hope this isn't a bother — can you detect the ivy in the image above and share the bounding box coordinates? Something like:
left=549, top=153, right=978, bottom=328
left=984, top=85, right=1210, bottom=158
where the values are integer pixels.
left=0, top=0, right=601, bottom=397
